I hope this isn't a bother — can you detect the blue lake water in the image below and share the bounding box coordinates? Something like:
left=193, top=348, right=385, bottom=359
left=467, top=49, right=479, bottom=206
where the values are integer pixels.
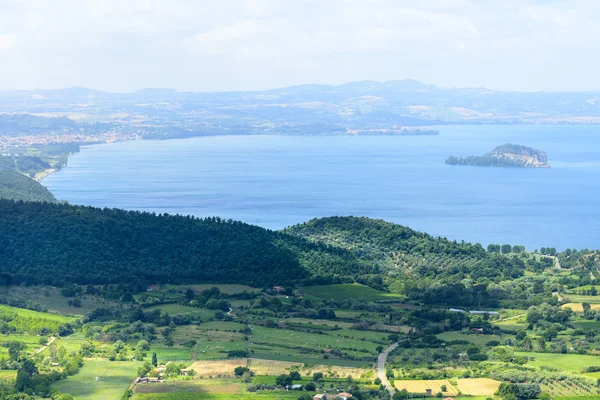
left=44, top=125, right=600, bottom=250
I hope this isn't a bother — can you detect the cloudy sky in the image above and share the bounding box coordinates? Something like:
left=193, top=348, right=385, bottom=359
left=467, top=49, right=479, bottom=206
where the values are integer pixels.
left=1, top=0, right=599, bottom=92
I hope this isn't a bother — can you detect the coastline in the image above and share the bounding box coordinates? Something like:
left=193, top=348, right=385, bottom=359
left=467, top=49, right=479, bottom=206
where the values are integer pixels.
left=34, top=168, right=57, bottom=182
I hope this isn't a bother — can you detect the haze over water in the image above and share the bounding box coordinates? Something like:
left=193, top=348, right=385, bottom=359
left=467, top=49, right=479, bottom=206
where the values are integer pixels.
left=44, top=125, right=600, bottom=250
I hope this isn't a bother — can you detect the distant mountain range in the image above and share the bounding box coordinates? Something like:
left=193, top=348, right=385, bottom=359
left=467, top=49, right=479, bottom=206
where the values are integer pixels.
left=1, top=79, right=600, bottom=139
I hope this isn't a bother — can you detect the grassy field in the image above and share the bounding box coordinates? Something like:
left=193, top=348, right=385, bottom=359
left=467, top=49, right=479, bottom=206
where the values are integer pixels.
left=144, top=304, right=216, bottom=319
left=494, top=320, right=528, bottom=331
left=301, top=283, right=402, bottom=302
left=0, top=370, right=17, bottom=380
left=150, top=346, right=193, bottom=362
left=564, top=295, right=600, bottom=304
left=0, top=285, right=119, bottom=315
left=0, top=304, right=78, bottom=333
left=517, top=352, right=600, bottom=372
left=394, top=379, right=458, bottom=396
left=573, top=320, right=600, bottom=330
left=134, top=392, right=308, bottom=399
left=437, top=331, right=503, bottom=345
left=52, top=360, right=141, bottom=399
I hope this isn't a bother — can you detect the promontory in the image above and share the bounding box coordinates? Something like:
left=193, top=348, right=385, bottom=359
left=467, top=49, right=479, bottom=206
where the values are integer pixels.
left=446, top=144, right=550, bottom=168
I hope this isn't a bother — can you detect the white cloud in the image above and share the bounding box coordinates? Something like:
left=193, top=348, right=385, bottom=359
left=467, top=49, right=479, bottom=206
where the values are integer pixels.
left=0, top=0, right=599, bottom=91
left=192, top=20, right=260, bottom=44
left=0, top=35, right=16, bottom=51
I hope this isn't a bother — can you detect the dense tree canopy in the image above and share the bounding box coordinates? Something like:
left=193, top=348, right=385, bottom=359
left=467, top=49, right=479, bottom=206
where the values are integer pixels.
left=0, top=171, right=56, bottom=202
left=0, top=200, right=366, bottom=287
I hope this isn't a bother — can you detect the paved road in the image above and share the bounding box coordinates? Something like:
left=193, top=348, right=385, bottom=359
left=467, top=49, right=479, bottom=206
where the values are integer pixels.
left=378, top=342, right=399, bottom=399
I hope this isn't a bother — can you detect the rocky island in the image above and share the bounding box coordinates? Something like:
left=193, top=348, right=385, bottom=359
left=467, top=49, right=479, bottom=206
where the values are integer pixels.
left=446, top=143, right=550, bottom=168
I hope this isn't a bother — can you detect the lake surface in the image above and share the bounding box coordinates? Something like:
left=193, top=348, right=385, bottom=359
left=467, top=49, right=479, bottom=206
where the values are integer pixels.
left=44, top=125, right=600, bottom=250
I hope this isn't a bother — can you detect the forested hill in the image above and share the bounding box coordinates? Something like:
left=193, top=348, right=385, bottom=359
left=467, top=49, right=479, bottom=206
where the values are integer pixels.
left=285, top=216, right=529, bottom=306
left=0, top=171, right=56, bottom=202
left=284, top=216, right=490, bottom=270
left=0, top=201, right=368, bottom=288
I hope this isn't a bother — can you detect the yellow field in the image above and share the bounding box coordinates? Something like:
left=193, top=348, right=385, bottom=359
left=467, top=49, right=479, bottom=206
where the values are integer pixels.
left=457, top=378, right=501, bottom=395
left=188, top=359, right=247, bottom=377
left=394, top=380, right=458, bottom=396
left=188, top=358, right=373, bottom=379
left=561, top=303, right=600, bottom=312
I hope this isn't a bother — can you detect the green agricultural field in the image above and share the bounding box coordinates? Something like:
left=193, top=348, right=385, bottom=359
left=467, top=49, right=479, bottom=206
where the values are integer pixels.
left=0, top=369, right=17, bottom=380
left=494, top=320, right=528, bottom=331
left=0, top=304, right=78, bottom=334
left=518, top=352, right=600, bottom=372
left=437, top=331, right=503, bottom=345
left=251, top=325, right=381, bottom=353
left=134, top=392, right=308, bottom=399
left=332, top=328, right=390, bottom=342
left=563, top=295, right=600, bottom=304
left=150, top=346, right=193, bottom=362
left=249, top=350, right=370, bottom=368
left=144, top=304, right=216, bottom=319
left=283, top=318, right=353, bottom=329
left=0, top=285, right=118, bottom=315
left=573, top=320, right=600, bottom=330
left=302, top=283, right=402, bottom=302
left=52, top=360, right=141, bottom=399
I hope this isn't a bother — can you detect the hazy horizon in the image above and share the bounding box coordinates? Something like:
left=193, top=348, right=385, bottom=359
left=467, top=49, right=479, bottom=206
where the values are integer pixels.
left=6, top=78, right=600, bottom=95
left=2, top=0, right=600, bottom=93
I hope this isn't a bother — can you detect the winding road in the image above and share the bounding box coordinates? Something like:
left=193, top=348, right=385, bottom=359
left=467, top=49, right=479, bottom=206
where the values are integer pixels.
left=378, top=342, right=399, bottom=399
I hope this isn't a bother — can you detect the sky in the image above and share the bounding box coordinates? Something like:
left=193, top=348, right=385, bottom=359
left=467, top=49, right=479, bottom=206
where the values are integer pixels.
left=1, top=0, right=600, bottom=93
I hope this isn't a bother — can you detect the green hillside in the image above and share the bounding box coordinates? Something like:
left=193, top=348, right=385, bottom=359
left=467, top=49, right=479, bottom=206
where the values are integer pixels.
left=0, top=154, right=51, bottom=176
left=0, top=171, right=56, bottom=202
left=0, top=200, right=367, bottom=288
left=284, top=216, right=529, bottom=307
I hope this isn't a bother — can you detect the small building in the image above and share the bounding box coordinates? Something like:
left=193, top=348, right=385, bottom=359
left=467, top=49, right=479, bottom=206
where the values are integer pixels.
left=338, top=392, right=353, bottom=399
left=273, top=286, right=285, bottom=293
left=313, top=395, right=327, bottom=400
left=179, top=369, right=190, bottom=376
left=290, top=384, right=303, bottom=390
left=148, top=377, right=160, bottom=383
left=448, top=308, right=465, bottom=313
left=51, top=362, right=60, bottom=367
left=470, top=327, right=484, bottom=333
left=426, top=389, right=433, bottom=396
left=137, top=377, right=149, bottom=384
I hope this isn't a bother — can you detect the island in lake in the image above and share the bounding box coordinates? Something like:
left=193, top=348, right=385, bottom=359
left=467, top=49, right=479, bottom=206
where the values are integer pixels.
left=446, top=143, right=550, bottom=168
